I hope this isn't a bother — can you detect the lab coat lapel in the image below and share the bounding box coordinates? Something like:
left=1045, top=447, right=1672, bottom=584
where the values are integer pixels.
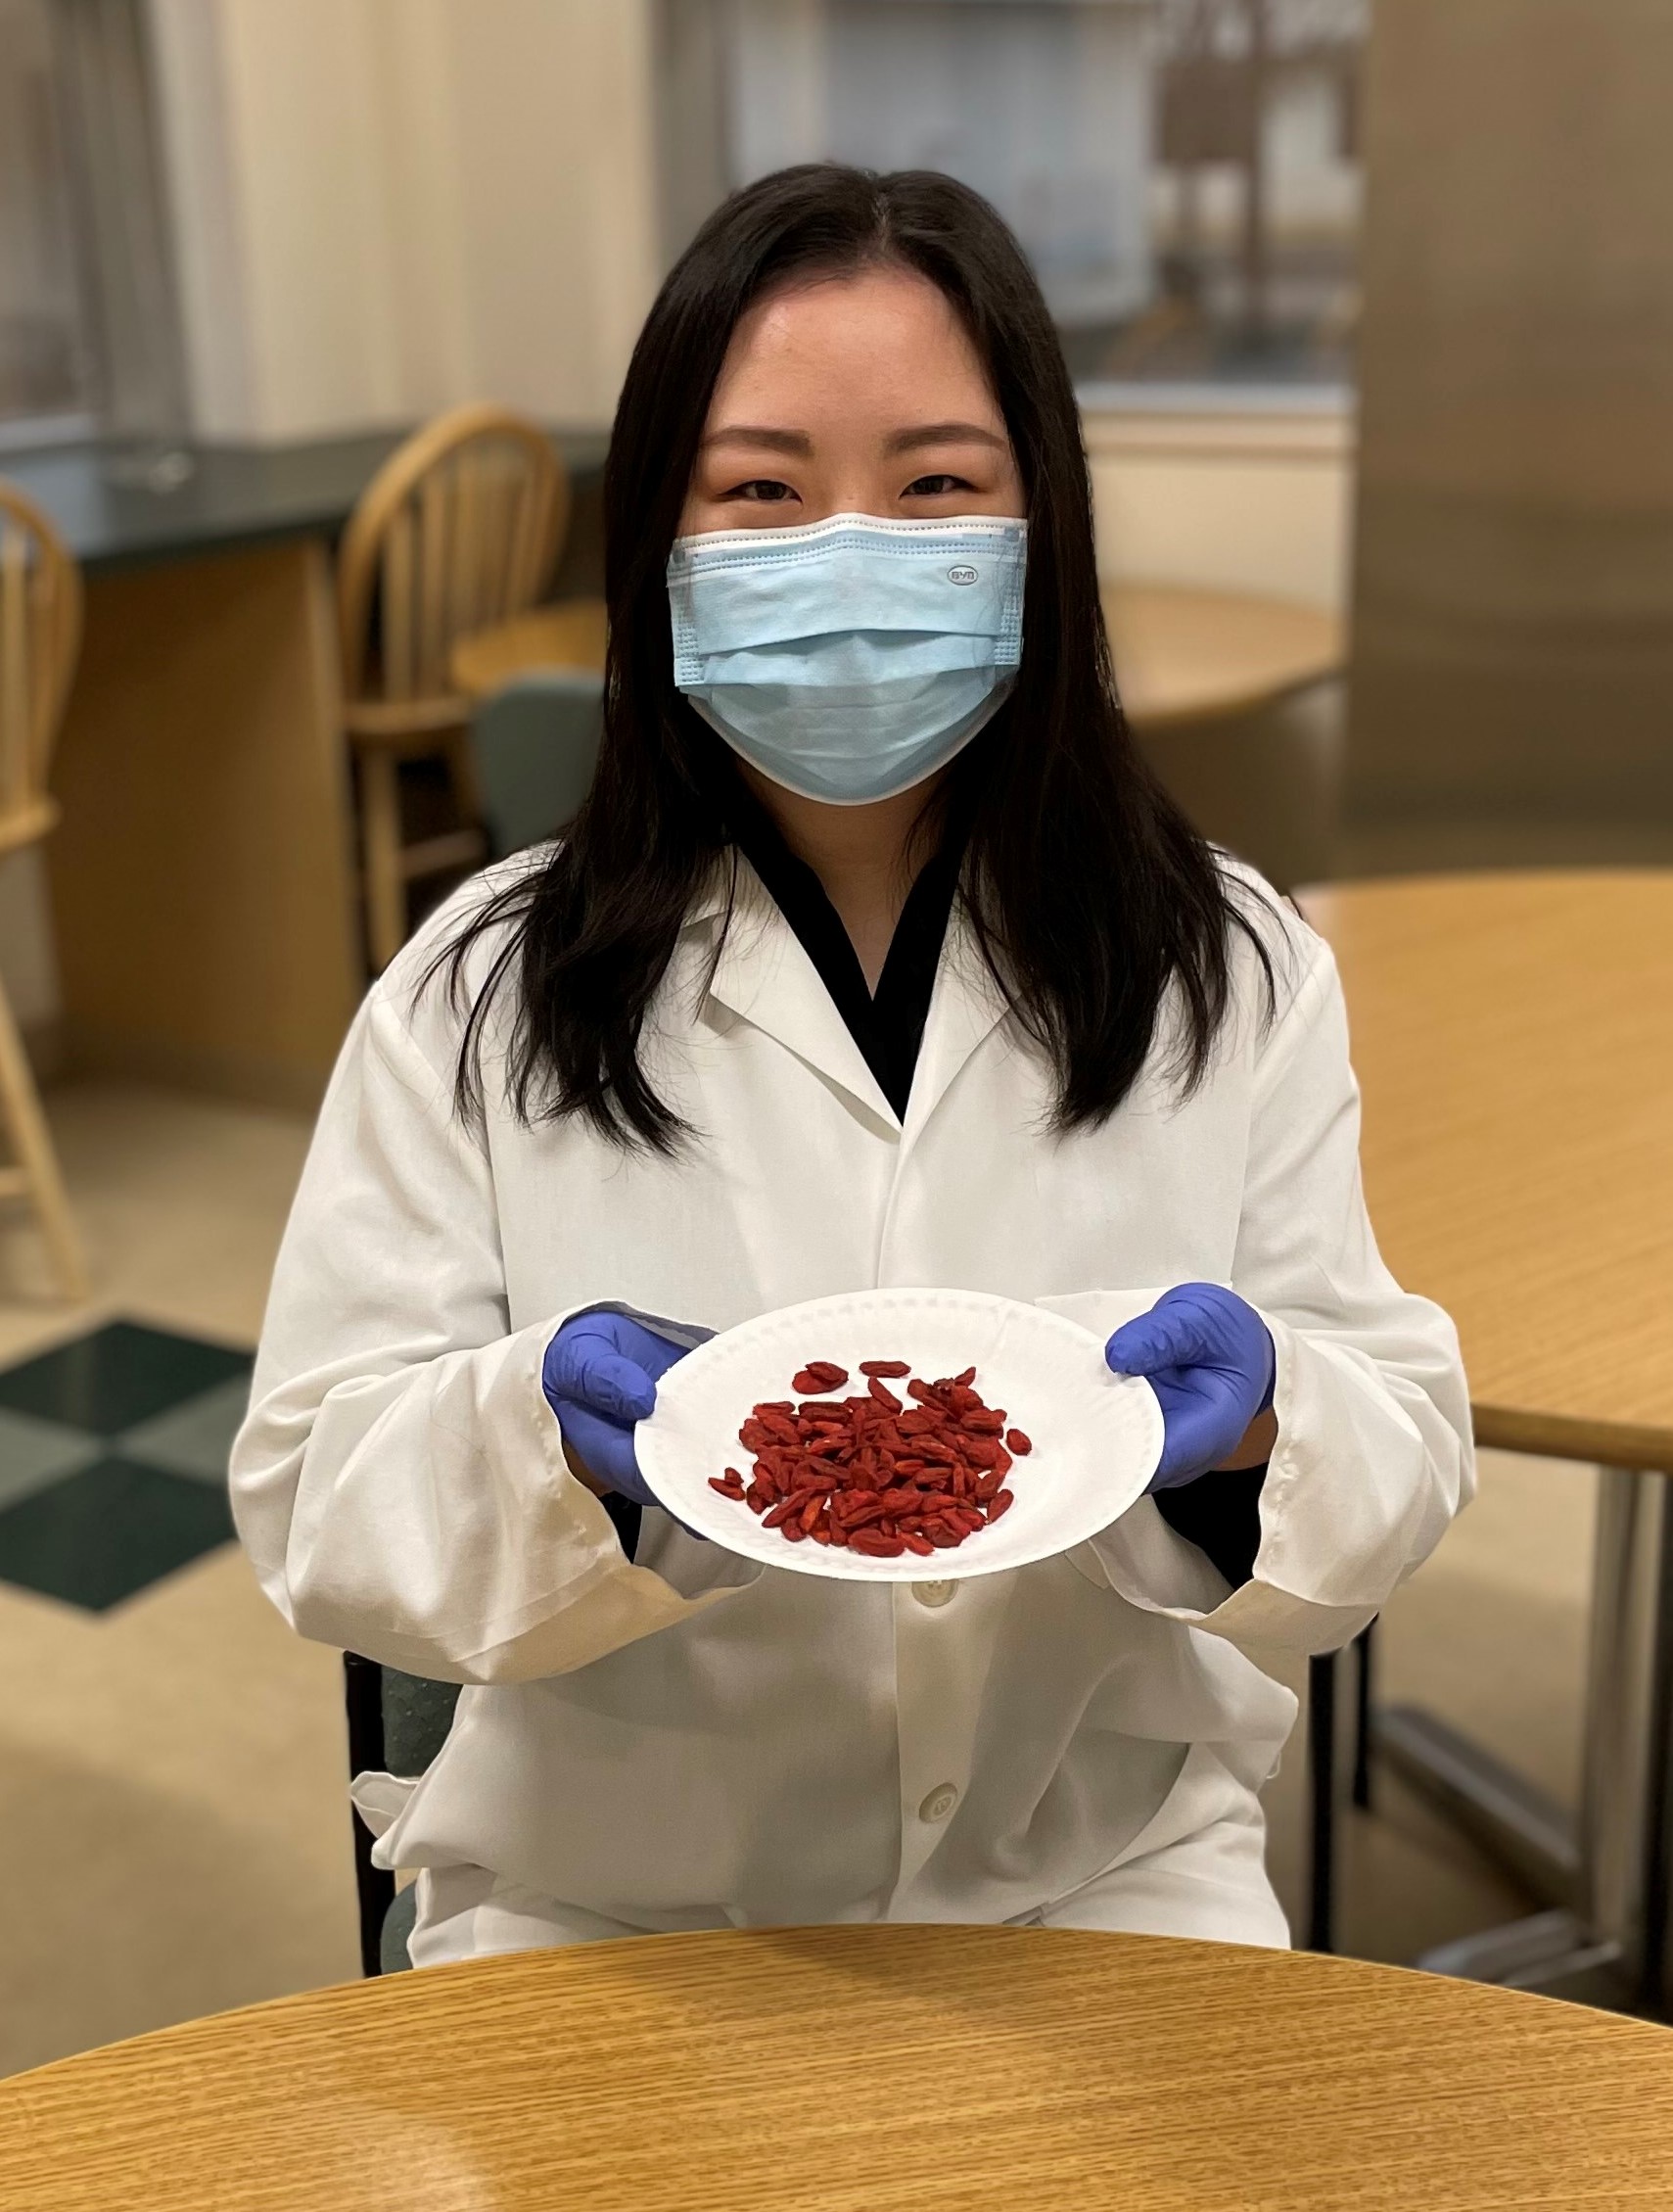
left=900, top=909, right=1014, bottom=1144
left=698, top=864, right=901, bottom=1130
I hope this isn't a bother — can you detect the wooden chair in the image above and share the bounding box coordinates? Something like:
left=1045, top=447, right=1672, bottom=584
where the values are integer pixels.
left=336, top=403, right=570, bottom=971
left=0, top=483, right=88, bottom=1299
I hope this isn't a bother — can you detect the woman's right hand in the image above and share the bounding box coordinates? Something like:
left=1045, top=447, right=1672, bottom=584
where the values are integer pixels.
left=540, top=1311, right=690, bottom=1508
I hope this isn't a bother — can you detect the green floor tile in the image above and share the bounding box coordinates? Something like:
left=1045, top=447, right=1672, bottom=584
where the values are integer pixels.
left=119, top=1376, right=254, bottom=1486
left=0, top=1323, right=251, bottom=1438
left=0, top=1407, right=101, bottom=1512
left=0, top=1456, right=236, bottom=1612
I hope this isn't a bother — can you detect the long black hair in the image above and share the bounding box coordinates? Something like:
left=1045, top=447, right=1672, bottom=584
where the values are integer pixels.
left=441, top=164, right=1271, bottom=1150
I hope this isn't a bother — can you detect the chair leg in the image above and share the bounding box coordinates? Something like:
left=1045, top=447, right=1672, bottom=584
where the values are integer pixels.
left=359, top=749, right=407, bottom=972
left=0, top=972, right=87, bottom=1301
left=1308, top=1646, right=1340, bottom=1953
left=1353, top=1620, right=1376, bottom=1811
left=344, top=1653, right=396, bottom=1979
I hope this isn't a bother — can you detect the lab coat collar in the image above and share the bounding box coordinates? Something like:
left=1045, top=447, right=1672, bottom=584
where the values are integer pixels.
left=687, top=858, right=1013, bottom=1137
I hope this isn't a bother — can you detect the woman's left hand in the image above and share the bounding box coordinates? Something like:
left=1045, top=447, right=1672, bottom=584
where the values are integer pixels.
left=1104, top=1284, right=1276, bottom=1492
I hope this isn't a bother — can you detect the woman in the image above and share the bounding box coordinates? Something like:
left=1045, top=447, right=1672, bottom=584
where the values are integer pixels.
left=234, top=165, right=1471, bottom=1964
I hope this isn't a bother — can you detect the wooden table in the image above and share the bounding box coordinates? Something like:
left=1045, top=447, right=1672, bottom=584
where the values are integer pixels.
left=1300, top=873, right=1673, bottom=1472
left=1299, top=871, right=1673, bottom=2002
left=1104, top=583, right=1343, bottom=728
left=6, top=1926, right=1673, bottom=2210
left=445, top=585, right=1343, bottom=727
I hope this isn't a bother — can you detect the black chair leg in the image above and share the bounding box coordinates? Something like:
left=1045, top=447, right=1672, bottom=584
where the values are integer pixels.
left=344, top=1651, right=396, bottom=1979
left=1352, top=1620, right=1376, bottom=1811
left=1307, top=1647, right=1339, bottom=1953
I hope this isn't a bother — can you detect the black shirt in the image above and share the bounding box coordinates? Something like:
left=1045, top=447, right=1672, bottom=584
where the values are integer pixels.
left=731, top=797, right=960, bottom=1121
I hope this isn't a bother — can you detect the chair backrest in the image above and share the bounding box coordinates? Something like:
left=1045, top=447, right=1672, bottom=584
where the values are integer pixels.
left=382, top=1668, right=462, bottom=1776
left=471, top=672, right=605, bottom=859
left=336, top=402, right=569, bottom=713
left=0, top=481, right=82, bottom=828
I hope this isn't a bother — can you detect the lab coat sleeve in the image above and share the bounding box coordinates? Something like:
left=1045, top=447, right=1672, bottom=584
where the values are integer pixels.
left=230, top=973, right=742, bottom=1685
left=1088, top=925, right=1475, bottom=1656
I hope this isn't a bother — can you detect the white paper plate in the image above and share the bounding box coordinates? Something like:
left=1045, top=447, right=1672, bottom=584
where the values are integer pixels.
left=636, top=1288, right=1163, bottom=1581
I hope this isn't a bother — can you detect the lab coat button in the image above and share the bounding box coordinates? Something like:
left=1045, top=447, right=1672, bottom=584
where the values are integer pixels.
left=913, top=1580, right=955, bottom=1608
left=919, top=1783, right=959, bottom=1823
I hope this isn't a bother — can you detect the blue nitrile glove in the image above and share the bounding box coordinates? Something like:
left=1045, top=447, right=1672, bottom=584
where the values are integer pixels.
left=1104, top=1284, right=1276, bottom=1494
left=541, top=1310, right=691, bottom=1511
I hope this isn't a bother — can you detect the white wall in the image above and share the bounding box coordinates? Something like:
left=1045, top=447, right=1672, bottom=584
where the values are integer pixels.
left=1086, top=402, right=1356, bottom=612
left=147, top=0, right=662, bottom=440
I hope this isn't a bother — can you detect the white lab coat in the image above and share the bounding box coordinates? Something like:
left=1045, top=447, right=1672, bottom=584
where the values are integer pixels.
left=233, top=852, right=1472, bottom=1954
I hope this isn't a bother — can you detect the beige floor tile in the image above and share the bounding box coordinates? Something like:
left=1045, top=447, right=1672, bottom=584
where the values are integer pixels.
left=0, top=1079, right=312, bottom=1363
left=0, top=1549, right=359, bottom=2076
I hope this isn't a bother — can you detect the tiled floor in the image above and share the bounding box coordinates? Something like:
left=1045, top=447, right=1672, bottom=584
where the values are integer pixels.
left=0, top=1077, right=1589, bottom=2078
left=0, top=1324, right=250, bottom=1611
left=0, top=1082, right=361, bottom=2077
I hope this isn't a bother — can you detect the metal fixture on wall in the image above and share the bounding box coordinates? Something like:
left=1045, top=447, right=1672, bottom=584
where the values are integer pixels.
left=1346, top=0, right=1673, bottom=869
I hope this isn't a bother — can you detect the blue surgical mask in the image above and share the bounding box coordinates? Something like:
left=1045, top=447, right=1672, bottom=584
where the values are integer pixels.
left=667, top=512, right=1027, bottom=804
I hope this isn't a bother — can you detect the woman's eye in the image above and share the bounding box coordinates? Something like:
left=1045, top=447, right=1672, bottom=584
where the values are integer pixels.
left=725, top=479, right=797, bottom=503
left=904, top=474, right=970, bottom=497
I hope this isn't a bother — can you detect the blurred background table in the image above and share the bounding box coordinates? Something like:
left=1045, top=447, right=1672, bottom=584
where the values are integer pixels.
left=1108, top=583, right=1344, bottom=891
left=4, top=1924, right=1671, bottom=2211
left=1299, top=871, right=1673, bottom=2007
left=1102, top=583, right=1342, bottom=729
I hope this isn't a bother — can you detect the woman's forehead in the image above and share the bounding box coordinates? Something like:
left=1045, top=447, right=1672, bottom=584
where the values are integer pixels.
left=709, top=265, right=1002, bottom=433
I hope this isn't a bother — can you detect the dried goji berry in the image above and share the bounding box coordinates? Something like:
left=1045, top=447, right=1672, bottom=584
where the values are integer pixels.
left=715, top=1356, right=1031, bottom=1559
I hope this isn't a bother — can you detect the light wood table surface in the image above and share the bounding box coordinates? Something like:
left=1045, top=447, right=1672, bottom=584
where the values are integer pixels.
left=446, top=586, right=1342, bottom=729
left=1298, top=870, right=1673, bottom=2001
left=1298, top=871, right=1673, bottom=1473
left=1104, top=582, right=1343, bottom=728
left=6, top=1926, right=1673, bottom=2211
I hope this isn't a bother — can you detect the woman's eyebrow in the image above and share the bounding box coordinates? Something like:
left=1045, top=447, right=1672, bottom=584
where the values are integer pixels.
left=701, top=426, right=813, bottom=455
left=885, top=422, right=1008, bottom=455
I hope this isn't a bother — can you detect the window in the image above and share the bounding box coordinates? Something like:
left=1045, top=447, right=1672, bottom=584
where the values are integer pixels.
left=0, top=0, right=95, bottom=434
left=0, top=0, right=186, bottom=447
left=657, top=0, right=1367, bottom=397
